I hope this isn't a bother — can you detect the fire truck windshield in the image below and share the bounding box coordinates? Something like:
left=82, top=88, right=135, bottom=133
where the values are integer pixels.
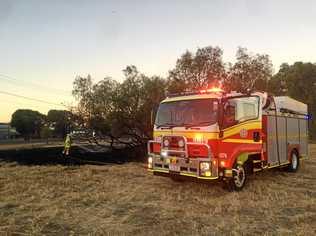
left=155, top=99, right=218, bottom=128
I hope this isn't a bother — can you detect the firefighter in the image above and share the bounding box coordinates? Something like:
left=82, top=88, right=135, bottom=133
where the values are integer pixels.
left=62, top=134, right=72, bottom=157
left=224, top=103, right=238, bottom=127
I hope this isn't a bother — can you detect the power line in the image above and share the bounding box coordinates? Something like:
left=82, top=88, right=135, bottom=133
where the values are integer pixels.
left=0, top=98, right=55, bottom=108
left=0, top=90, right=66, bottom=107
left=0, top=73, right=72, bottom=96
left=0, top=75, right=72, bottom=96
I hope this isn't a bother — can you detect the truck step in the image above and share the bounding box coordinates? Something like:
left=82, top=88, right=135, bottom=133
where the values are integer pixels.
left=253, top=168, right=263, bottom=172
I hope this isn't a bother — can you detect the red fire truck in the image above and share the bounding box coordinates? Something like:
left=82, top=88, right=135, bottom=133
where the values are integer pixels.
left=147, top=88, right=308, bottom=190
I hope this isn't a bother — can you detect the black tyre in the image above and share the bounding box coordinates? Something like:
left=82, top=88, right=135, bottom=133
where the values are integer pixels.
left=224, top=164, right=248, bottom=191
left=288, top=150, right=299, bottom=172
left=225, top=163, right=247, bottom=191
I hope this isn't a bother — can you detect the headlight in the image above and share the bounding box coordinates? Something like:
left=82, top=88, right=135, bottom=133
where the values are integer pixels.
left=161, top=151, right=168, bottom=157
left=148, top=157, right=153, bottom=169
left=178, top=139, right=184, bottom=148
left=200, top=162, right=210, bottom=171
left=200, top=162, right=211, bottom=177
left=220, top=160, right=226, bottom=167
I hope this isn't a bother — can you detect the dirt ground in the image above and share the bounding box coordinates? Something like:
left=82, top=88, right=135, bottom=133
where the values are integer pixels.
left=0, top=146, right=316, bottom=235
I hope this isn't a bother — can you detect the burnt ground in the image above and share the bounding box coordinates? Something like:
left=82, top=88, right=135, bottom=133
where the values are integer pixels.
left=0, top=145, right=146, bottom=165
left=0, top=145, right=315, bottom=235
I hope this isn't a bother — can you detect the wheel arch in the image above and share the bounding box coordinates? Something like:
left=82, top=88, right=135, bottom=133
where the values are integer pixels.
left=287, top=146, right=300, bottom=172
left=292, top=147, right=299, bottom=156
left=234, top=152, right=261, bottom=165
left=288, top=144, right=300, bottom=161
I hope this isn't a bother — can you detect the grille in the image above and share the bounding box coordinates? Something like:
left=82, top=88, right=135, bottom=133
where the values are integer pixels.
left=162, top=136, right=185, bottom=150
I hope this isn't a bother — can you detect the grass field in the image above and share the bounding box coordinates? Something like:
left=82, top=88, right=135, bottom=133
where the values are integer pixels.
left=0, top=146, right=316, bottom=235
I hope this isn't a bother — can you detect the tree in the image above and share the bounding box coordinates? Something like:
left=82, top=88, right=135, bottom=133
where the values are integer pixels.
left=11, top=109, right=45, bottom=140
left=110, top=66, right=166, bottom=144
left=267, top=63, right=290, bottom=95
left=72, top=75, right=119, bottom=134
left=47, top=110, right=74, bottom=138
left=167, top=46, right=226, bottom=93
left=268, top=62, right=316, bottom=138
left=224, top=47, right=273, bottom=92
left=40, top=126, right=53, bottom=144
left=72, top=66, right=166, bottom=147
left=72, top=74, right=94, bottom=125
left=167, top=46, right=272, bottom=94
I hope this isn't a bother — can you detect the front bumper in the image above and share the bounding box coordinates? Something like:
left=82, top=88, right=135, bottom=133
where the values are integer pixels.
left=148, top=137, right=221, bottom=180
left=148, top=153, right=219, bottom=180
left=149, top=169, right=220, bottom=183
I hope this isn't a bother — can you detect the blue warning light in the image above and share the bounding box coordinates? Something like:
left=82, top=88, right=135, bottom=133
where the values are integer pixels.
left=304, top=114, right=312, bottom=120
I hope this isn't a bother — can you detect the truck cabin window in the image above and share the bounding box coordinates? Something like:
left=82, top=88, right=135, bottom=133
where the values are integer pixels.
left=155, top=99, right=218, bottom=127
left=223, top=97, right=259, bottom=128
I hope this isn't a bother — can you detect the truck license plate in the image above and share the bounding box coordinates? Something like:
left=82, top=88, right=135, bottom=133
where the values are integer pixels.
left=169, top=163, right=180, bottom=172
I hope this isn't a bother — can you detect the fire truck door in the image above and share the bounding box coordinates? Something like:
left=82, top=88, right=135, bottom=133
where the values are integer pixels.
left=267, top=115, right=279, bottom=165
left=277, top=116, right=287, bottom=163
left=299, top=119, right=308, bottom=157
left=287, top=117, right=308, bottom=158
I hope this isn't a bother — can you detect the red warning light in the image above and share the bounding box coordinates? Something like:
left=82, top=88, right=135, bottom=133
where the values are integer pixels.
left=207, top=87, right=224, bottom=93
left=199, top=87, right=223, bottom=94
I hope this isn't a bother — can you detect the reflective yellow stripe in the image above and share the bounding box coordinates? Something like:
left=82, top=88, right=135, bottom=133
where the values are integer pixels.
left=154, top=121, right=262, bottom=140
left=153, top=168, right=169, bottom=173
left=268, top=162, right=290, bottom=169
left=180, top=172, right=195, bottom=177
left=154, top=132, right=263, bottom=144
left=222, top=120, right=261, bottom=138
left=180, top=172, right=218, bottom=180
left=197, top=176, right=218, bottom=180
left=222, top=138, right=262, bottom=144
left=152, top=169, right=218, bottom=180
left=154, top=131, right=219, bottom=139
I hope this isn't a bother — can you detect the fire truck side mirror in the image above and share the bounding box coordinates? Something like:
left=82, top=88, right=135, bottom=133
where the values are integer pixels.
left=150, top=109, right=154, bottom=126
left=253, top=131, right=260, bottom=142
left=219, top=99, right=226, bottom=130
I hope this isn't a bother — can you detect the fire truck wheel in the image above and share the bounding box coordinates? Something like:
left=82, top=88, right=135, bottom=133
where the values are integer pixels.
left=225, top=164, right=247, bottom=191
left=288, top=150, right=299, bottom=172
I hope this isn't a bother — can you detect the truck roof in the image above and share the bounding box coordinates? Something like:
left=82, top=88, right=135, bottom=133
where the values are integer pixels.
left=161, top=89, right=250, bottom=103
left=162, top=93, right=220, bottom=103
left=274, top=96, right=307, bottom=115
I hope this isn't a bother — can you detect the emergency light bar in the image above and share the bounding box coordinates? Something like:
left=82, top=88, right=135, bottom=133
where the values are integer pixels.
left=200, top=87, right=224, bottom=93
left=167, top=87, right=224, bottom=98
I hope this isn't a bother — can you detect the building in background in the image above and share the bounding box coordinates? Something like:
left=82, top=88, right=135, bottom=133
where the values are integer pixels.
left=0, top=123, right=19, bottom=139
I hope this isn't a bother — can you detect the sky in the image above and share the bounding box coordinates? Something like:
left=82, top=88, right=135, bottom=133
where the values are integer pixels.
left=1, top=0, right=316, bottom=122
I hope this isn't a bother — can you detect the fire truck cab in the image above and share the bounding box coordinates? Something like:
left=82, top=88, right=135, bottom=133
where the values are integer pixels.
left=147, top=89, right=308, bottom=190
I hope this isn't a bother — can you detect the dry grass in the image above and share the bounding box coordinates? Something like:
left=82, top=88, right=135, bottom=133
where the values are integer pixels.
left=0, top=147, right=316, bottom=235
